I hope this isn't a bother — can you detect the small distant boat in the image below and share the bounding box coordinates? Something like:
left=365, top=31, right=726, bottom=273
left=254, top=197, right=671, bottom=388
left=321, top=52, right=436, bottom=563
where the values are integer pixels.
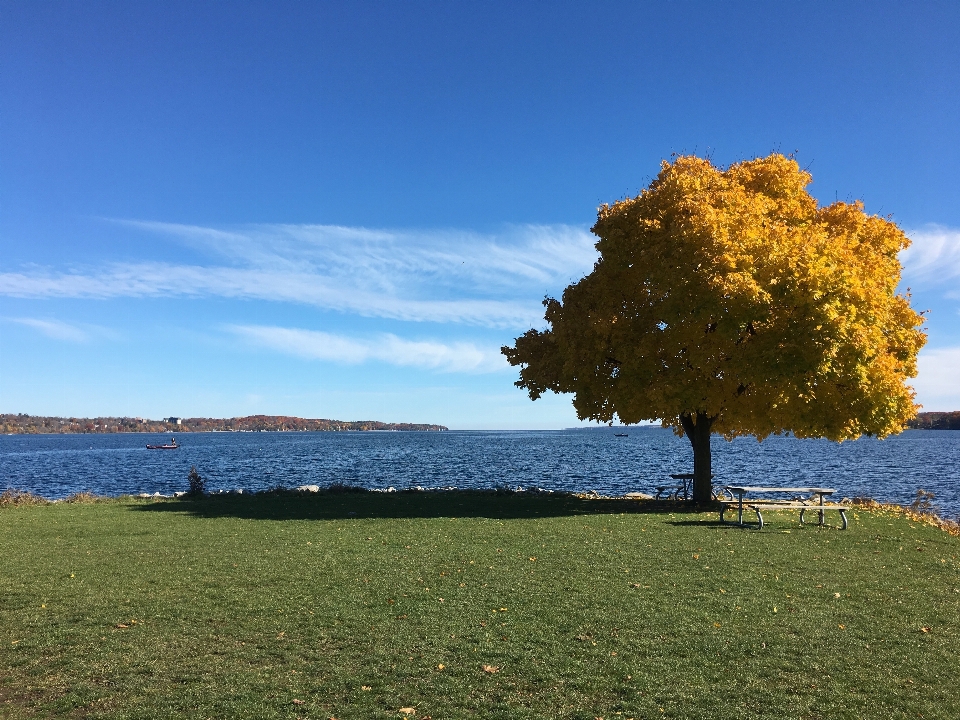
left=614, top=433, right=628, bottom=437
left=146, top=438, right=179, bottom=450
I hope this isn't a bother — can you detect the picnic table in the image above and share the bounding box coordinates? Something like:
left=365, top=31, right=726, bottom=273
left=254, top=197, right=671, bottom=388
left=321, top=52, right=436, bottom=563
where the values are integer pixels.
left=655, top=474, right=694, bottom=500
left=721, top=486, right=849, bottom=529
left=654, top=474, right=718, bottom=501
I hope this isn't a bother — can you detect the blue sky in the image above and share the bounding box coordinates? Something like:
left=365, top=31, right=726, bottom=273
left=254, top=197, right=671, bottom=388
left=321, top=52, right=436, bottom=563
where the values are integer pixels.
left=2, top=0, right=959, bottom=429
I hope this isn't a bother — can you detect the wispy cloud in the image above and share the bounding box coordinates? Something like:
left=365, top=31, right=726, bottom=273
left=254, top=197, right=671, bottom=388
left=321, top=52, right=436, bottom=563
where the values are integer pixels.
left=227, top=324, right=506, bottom=373
left=7, top=317, right=89, bottom=342
left=0, top=222, right=598, bottom=327
left=0, top=263, right=537, bottom=326
left=902, top=225, right=960, bottom=287
left=912, top=346, right=960, bottom=411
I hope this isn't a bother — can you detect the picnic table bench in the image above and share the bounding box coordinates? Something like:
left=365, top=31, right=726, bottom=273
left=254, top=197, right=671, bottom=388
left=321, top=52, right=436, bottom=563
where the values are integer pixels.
left=720, top=486, right=849, bottom=530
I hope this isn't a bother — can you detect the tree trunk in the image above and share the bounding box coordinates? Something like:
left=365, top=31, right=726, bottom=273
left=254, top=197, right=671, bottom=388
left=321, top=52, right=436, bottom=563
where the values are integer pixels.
left=679, top=411, right=715, bottom=505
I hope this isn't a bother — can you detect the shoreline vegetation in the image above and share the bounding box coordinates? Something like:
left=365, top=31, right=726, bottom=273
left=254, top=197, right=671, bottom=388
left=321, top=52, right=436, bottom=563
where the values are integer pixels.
left=907, top=410, right=960, bottom=430
left=0, top=413, right=448, bottom=434
left=2, top=411, right=958, bottom=435
left=2, top=487, right=958, bottom=718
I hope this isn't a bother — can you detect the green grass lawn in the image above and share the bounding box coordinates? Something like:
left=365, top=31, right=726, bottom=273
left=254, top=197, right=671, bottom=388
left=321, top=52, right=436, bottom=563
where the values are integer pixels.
left=1, top=491, right=958, bottom=719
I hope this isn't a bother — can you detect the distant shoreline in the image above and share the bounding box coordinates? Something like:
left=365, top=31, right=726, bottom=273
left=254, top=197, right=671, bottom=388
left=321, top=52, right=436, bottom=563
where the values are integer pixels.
left=906, top=411, right=960, bottom=430
left=0, top=413, right=448, bottom=434
left=4, top=411, right=957, bottom=434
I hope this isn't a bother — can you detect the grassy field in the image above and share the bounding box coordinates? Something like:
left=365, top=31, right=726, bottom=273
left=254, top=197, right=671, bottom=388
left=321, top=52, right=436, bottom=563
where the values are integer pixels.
left=1, top=491, right=959, bottom=719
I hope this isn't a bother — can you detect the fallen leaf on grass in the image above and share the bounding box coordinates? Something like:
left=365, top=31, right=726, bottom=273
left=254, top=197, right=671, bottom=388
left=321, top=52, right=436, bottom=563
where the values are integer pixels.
left=361, top=685, right=372, bottom=691
left=838, top=624, right=845, bottom=630
left=399, top=708, right=416, bottom=714
left=482, top=664, right=500, bottom=673
left=921, top=626, right=932, bottom=633
left=115, top=624, right=128, bottom=629
left=292, top=699, right=305, bottom=705
left=629, top=583, right=642, bottom=588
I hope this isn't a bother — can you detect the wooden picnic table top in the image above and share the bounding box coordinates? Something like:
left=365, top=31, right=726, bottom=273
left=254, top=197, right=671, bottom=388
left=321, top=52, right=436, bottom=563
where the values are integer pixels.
left=725, top=486, right=836, bottom=495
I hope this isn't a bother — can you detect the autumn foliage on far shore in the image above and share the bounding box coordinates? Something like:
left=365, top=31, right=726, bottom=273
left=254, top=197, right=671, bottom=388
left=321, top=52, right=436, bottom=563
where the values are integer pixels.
left=0, top=413, right=447, bottom=434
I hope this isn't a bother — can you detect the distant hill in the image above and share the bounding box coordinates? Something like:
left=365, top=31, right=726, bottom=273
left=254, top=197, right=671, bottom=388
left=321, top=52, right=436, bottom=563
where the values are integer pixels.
left=907, top=411, right=960, bottom=430
left=0, top=413, right=448, bottom=434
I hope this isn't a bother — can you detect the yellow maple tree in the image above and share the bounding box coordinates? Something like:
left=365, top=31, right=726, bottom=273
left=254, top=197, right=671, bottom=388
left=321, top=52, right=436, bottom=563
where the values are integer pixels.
left=502, top=154, right=926, bottom=503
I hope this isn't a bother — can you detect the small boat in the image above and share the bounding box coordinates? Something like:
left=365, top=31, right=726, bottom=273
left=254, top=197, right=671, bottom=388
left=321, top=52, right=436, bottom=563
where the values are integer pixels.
left=146, top=438, right=179, bottom=450
left=614, top=433, right=628, bottom=437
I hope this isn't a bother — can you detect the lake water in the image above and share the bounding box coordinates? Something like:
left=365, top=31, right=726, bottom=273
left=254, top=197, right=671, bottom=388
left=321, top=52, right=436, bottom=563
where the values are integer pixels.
left=2, top=428, right=958, bottom=518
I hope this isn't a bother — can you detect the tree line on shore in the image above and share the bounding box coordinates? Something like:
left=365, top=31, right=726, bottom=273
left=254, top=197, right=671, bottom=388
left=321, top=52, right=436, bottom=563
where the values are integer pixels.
left=3, top=410, right=956, bottom=434
left=906, top=411, right=960, bottom=430
left=0, top=414, right=448, bottom=434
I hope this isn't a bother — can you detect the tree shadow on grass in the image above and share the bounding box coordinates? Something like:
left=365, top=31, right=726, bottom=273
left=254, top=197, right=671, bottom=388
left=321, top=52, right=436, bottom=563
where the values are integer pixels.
left=130, top=489, right=718, bottom=522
